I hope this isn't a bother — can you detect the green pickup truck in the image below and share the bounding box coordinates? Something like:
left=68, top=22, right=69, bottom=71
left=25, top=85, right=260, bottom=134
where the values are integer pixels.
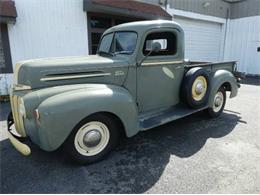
left=7, top=20, right=242, bottom=164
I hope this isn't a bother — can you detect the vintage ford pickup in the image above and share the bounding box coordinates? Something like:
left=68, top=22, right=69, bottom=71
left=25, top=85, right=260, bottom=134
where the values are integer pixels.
left=7, top=20, right=242, bottom=164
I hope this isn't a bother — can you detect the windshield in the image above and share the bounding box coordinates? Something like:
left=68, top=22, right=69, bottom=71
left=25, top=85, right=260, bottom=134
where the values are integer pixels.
left=98, top=31, right=137, bottom=56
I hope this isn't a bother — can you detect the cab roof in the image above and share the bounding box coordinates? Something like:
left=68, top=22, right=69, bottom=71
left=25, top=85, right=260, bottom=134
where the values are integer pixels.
left=104, top=20, right=183, bottom=34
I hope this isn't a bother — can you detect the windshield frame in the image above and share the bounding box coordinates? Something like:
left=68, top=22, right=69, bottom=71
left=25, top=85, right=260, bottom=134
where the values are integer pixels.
left=97, top=31, right=138, bottom=56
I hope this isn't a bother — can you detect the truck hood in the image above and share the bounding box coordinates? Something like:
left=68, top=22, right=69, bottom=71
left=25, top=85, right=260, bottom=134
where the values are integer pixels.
left=14, top=55, right=129, bottom=89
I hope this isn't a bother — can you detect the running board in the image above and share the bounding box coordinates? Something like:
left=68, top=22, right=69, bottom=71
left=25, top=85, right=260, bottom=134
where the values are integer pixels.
left=139, top=104, right=208, bottom=131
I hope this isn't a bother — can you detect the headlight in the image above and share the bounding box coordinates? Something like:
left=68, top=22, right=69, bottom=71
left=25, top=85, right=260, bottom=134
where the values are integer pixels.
left=18, top=98, right=26, bottom=118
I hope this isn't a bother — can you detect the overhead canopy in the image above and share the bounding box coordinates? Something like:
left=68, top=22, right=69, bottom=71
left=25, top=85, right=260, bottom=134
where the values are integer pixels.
left=83, top=0, right=172, bottom=20
left=0, top=0, right=17, bottom=23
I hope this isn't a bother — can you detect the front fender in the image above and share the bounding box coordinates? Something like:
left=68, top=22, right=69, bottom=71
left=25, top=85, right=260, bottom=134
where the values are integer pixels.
left=208, top=70, right=238, bottom=107
left=36, top=84, right=138, bottom=151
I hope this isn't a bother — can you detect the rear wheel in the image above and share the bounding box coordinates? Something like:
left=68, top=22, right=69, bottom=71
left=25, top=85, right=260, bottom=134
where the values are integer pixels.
left=207, top=87, right=226, bottom=118
left=63, top=113, right=120, bottom=164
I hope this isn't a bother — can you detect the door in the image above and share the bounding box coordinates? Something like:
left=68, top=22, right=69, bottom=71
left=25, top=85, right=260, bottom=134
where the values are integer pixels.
left=137, top=29, right=184, bottom=113
left=174, top=17, right=223, bottom=62
left=246, top=41, right=260, bottom=75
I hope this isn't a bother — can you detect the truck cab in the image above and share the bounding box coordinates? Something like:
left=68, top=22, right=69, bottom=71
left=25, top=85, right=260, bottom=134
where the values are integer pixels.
left=7, top=20, right=241, bottom=164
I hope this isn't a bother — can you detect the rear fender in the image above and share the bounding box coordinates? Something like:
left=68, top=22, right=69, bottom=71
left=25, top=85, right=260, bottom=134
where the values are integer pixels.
left=208, top=70, right=238, bottom=107
left=36, top=84, right=138, bottom=151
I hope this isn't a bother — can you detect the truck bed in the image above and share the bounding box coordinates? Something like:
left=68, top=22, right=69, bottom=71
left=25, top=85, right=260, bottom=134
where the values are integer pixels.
left=184, top=61, right=237, bottom=73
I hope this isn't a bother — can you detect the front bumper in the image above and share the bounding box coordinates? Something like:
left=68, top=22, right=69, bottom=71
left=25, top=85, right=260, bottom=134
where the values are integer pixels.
left=7, top=112, right=31, bottom=156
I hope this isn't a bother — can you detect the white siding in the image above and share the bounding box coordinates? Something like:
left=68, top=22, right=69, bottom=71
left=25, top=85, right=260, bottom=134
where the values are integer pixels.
left=0, top=0, right=89, bottom=95
left=174, top=17, right=223, bottom=62
left=8, top=0, right=89, bottom=64
left=224, top=16, right=260, bottom=75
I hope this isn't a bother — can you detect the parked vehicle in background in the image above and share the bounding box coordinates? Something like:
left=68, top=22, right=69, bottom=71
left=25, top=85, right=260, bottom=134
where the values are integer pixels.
left=7, top=20, right=242, bottom=164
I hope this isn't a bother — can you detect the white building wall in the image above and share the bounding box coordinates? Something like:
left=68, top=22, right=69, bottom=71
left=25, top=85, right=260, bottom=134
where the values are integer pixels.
left=0, top=0, right=89, bottom=95
left=224, top=16, right=260, bottom=75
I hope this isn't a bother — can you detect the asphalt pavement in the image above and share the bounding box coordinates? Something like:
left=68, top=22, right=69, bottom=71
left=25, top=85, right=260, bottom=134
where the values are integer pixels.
left=0, top=82, right=260, bottom=193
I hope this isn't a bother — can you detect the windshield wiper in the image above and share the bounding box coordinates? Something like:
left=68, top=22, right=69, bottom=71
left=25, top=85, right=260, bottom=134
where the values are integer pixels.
left=113, top=51, right=133, bottom=55
left=98, top=51, right=114, bottom=57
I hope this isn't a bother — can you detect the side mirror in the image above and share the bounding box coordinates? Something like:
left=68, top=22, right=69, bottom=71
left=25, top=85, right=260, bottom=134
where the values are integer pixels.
left=137, top=42, right=162, bottom=66
left=151, top=42, right=161, bottom=53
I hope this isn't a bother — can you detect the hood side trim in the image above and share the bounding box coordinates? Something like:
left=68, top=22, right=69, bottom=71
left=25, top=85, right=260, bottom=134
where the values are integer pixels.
left=40, top=72, right=111, bottom=82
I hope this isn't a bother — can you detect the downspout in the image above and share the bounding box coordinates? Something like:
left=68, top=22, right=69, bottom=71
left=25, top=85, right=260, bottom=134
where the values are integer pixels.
left=222, top=7, right=230, bottom=60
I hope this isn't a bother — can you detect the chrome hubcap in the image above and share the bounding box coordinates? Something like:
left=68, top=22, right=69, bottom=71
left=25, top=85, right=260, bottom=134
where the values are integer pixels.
left=192, top=76, right=208, bottom=101
left=214, top=97, right=222, bottom=107
left=195, top=81, right=204, bottom=94
left=213, top=91, right=224, bottom=112
left=74, top=121, right=110, bottom=156
left=83, top=130, right=102, bottom=147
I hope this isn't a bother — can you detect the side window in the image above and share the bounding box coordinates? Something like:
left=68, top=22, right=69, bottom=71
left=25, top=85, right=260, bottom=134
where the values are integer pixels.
left=143, top=31, right=177, bottom=56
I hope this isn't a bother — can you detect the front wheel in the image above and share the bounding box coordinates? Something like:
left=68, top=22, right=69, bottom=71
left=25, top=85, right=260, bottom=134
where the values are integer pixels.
left=63, top=113, right=120, bottom=164
left=207, top=87, right=226, bottom=118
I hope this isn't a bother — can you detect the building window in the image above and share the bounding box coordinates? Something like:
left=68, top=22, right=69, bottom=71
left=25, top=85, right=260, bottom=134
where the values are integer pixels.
left=143, top=32, right=177, bottom=56
left=0, top=23, right=13, bottom=73
left=88, top=13, right=140, bottom=54
left=90, top=16, right=112, bottom=29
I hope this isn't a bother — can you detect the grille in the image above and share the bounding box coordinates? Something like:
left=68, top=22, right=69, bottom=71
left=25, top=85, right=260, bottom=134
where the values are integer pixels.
left=9, top=93, right=26, bottom=137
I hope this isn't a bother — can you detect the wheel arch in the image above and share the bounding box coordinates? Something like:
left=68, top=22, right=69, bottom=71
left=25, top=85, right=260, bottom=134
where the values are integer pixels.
left=208, top=70, right=238, bottom=107
left=83, top=111, right=127, bottom=138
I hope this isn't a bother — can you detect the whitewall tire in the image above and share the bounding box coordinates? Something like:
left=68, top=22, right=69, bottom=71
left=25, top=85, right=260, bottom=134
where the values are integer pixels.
left=63, top=113, right=120, bottom=164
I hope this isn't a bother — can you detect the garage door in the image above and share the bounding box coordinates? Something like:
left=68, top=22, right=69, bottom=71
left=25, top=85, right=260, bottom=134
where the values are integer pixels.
left=174, top=17, right=223, bottom=62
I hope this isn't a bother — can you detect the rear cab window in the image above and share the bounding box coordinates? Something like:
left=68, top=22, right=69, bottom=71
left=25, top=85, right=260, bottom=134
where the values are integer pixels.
left=143, top=31, right=177, bottom=56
